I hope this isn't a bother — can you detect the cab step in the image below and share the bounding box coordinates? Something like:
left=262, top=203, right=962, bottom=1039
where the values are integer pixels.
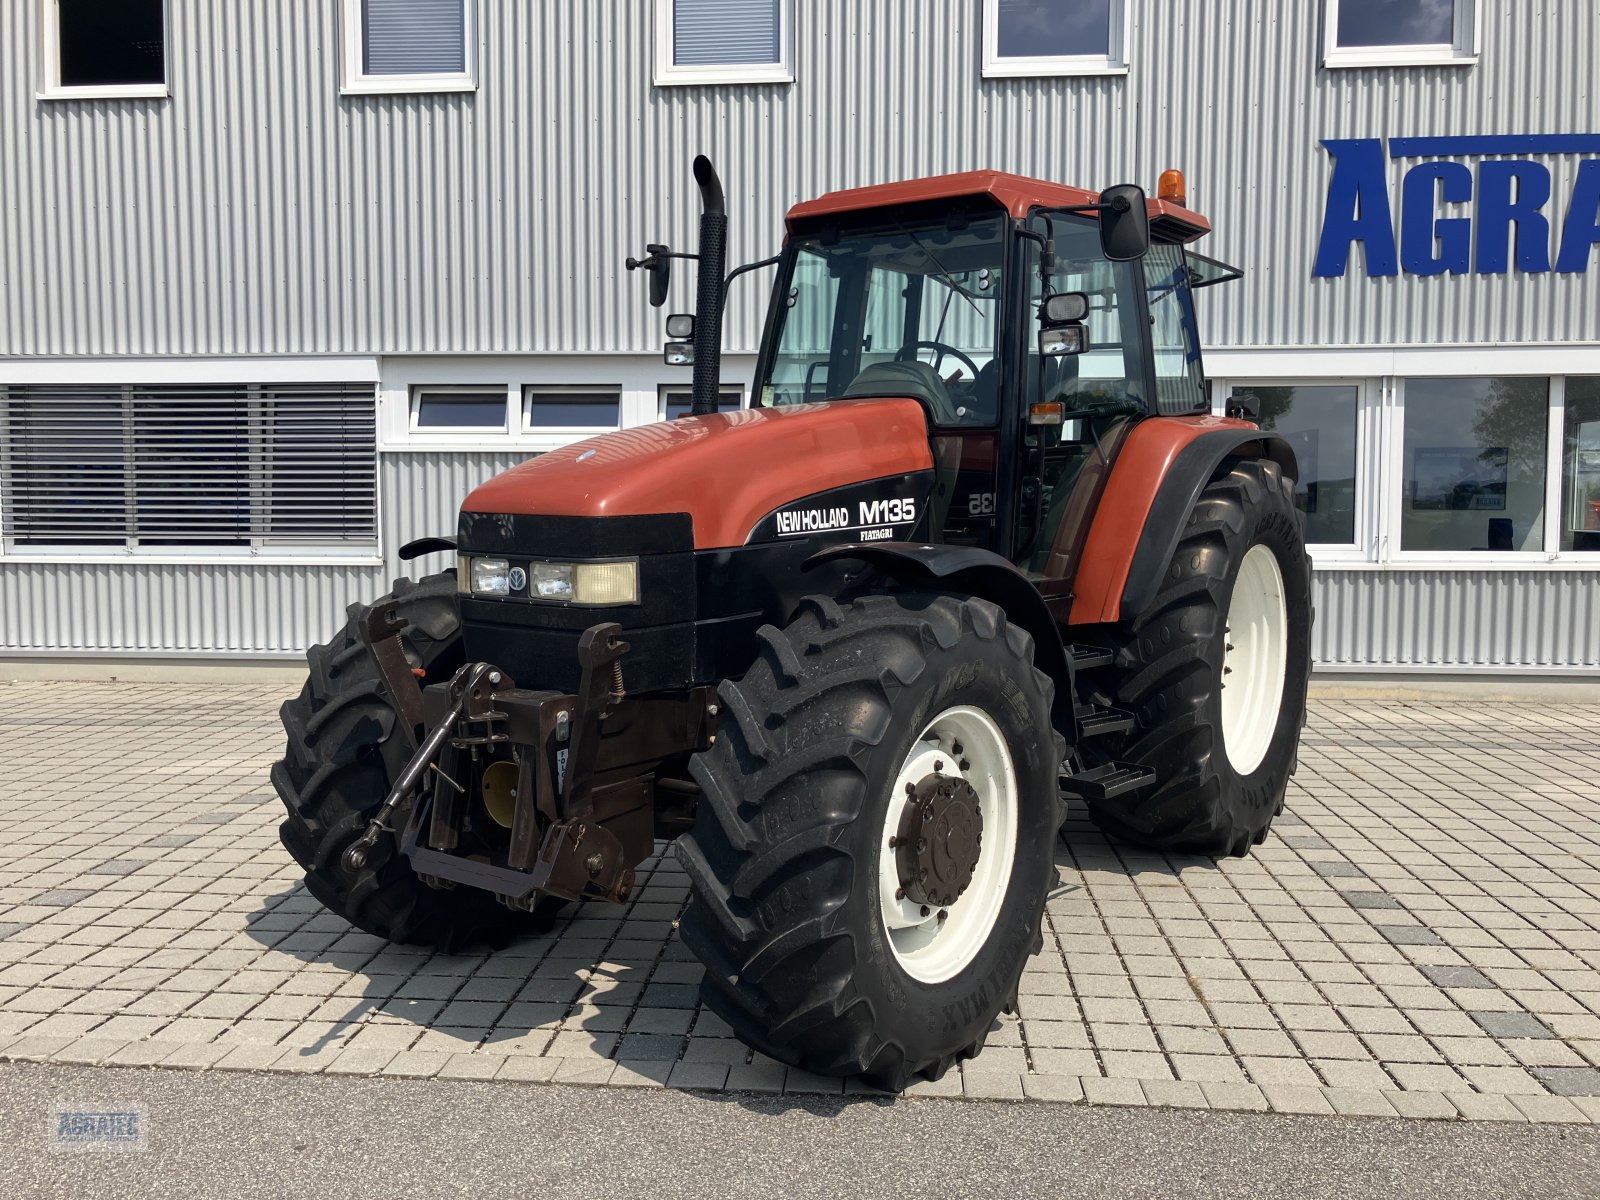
left=1069, top=644, right=1113, bottom=671
left=1059, top=762, right=1157, bottom=802
left=1075, top=702, right=1135, bottom=739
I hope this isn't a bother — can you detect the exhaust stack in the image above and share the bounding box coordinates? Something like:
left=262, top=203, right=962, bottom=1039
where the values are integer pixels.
left=690, top=155, right=726, bottom=417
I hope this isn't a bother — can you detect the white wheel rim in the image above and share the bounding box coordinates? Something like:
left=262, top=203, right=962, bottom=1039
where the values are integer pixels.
left=1220, top=543, right=1288, bottom=776
left=878, top=705, right=1018, bottom=985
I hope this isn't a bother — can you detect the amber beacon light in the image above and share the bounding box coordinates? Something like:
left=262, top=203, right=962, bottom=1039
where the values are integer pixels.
left=1158, top=169, right=1187, bottom=207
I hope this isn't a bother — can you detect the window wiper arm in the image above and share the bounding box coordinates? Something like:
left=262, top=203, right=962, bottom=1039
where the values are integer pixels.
left=896, top=221, right=984, bottom=319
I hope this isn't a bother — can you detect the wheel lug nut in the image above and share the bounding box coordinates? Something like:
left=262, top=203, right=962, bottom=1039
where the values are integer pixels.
left=916, top=839, right=927, bottom=854
left=951, top=742, right=963, bottom=756
left=934, top=760, right=944, bottom=773
left=887, top=836, right=899, bottom=849
left=920, top=905, right=930, bottom=918
left=937, top=909, right=948, bottom=923
left=959, top=759, right=970, bottom=772
left=895, top=887, right=906, bottom=900
left=905, top=781, right=915, bottom=795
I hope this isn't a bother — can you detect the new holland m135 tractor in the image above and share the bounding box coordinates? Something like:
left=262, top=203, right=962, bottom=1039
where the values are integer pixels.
left=274, top=157, right=1311, bottom=1090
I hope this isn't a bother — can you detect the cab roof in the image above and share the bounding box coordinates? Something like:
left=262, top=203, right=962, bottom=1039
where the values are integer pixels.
left=785, top=169, right=1211, bottom=244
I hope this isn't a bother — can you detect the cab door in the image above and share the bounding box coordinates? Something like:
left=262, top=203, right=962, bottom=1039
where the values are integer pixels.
left=1008, top=216, right=1152, bottom=599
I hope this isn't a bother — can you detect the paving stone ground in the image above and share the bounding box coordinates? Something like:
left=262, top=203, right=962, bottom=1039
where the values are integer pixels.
left=1, top=681, right=1598, bottom=1123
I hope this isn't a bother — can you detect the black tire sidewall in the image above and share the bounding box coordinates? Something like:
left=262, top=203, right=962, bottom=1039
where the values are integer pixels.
left=838, top=609, right=1057, bottom=1066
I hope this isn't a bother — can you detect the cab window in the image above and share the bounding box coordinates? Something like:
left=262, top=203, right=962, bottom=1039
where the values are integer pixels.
left=759, top=213, right=1008, bottom=427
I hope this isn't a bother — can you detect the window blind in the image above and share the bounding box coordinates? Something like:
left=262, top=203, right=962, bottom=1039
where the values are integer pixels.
left=0, top=383, right=378, bottom=549
left=673, top=0, right=780, bottom=66
left=362, top=0, right=466, bottom=76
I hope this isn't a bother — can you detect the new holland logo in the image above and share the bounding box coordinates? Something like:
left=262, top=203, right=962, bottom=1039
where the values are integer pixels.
left=1314, top=135, right=1600, bottom=278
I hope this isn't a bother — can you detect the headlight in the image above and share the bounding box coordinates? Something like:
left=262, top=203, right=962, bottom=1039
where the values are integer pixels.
left=529, top=561, right=574, bottom=600
left=463, top=556, right=637, bottom=605
left=568, top=560, right=638, bottom=605
left=470, top=557, right=511, bottom=596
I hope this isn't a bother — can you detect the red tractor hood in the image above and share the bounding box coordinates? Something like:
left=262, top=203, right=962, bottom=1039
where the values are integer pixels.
left=461, top=398, right=934, bottom=551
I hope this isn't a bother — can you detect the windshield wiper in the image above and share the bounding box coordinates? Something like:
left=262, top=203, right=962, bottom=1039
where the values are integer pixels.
left=895, top=221, right=985, bottom=319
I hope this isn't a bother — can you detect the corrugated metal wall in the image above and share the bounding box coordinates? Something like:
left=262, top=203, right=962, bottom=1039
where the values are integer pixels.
left=0, top=452, right=527, bottom=656
left=1312, top=568, right=1600, bottom=671
left=2, top=1, right=1596, bottom=358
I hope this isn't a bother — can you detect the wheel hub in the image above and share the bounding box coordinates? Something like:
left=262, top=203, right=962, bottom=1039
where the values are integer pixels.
left=894, top=772, right=983, bottom=909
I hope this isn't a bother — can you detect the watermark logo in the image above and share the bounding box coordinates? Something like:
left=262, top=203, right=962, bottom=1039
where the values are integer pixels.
left=1314, top=135, right=1600, bottom=278
left=51, top=1107, right=147, bottom=1152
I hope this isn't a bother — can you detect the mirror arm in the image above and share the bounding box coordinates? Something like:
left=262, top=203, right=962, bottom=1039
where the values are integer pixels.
left=719, top=254, right=782, bottom=304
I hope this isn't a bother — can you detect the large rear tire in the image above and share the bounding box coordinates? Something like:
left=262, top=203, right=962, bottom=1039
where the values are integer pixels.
left=272, top=572, right=556, bottom=949
left=677, top=590, right=1063, bottom=1090
left=1080, top=457, right=1311, bottom=857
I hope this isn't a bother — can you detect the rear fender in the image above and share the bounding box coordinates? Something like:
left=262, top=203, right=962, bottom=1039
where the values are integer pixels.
left=804, top=542, right=1077, bottom=748
left=1068, top=417, right=1298, bottom=626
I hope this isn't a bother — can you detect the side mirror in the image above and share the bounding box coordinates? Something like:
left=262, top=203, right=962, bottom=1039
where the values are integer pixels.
left=625, top=243, right=674, bottom=308
left=1097, top=184, right=1150, bottom=262
left=665, top=313, right=695, bottom=340
left=664, top=341, right=694, bottom=366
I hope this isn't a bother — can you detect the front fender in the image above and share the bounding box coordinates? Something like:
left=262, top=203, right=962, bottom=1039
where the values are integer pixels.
left=804, top=542, right=1077, bottom=745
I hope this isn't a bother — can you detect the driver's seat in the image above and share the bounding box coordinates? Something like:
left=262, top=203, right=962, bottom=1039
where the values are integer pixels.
left=841, top=360, right=962, bottom=425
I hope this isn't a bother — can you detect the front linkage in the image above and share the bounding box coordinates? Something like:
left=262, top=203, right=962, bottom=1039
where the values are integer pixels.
left=343, top=598, right=717, bottom=909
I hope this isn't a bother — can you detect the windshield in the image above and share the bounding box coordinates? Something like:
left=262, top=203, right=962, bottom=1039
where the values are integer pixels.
left=757, top=213, right=1008, bottom=426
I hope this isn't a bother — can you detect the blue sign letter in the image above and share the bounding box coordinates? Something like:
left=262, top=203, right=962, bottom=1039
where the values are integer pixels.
left=1401, top=161, right=1473, bottom=276
left=1556, top=159, right=1600, bottom=273
left=1474, top=161, right=1552, bottom=273
left=1314, top=139, right=1397, bottom=278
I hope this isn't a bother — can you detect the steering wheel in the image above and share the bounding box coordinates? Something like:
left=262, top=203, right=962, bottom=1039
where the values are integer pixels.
left=900, top=340, right=981, bottom=381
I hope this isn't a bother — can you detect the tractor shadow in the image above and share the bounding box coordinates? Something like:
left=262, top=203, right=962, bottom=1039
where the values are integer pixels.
left=240, top=817, right=1182, bottom=1114
left=242, top=849, right=917, bottom=1112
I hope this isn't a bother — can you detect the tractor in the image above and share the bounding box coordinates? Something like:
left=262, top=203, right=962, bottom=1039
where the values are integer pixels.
left=273, top=158, right=1311, bottom=1090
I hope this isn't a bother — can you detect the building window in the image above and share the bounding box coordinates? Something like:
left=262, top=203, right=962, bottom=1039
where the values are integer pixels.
left=525, top=387, right=622, bottom=432
left=411, top=387, right=508, bottom=430
left=1562, top=377, right=1600, bottom=553
left=1324, top=0, right=1478, bottom=68
left=40, top=0, right=167, bottom=99
left=982, top=0, right=1129, bottom=79
left=0, top=383, right=377, bottom=554
left=1230, top=385, right=1361, bottom=547
left=660, top=387, right=743, bottom=422
left=342, top=0, right=475, bottom=95
left=1400, top=377, right=1547, bottom=554
left=654, top=0, right=792, bottom=86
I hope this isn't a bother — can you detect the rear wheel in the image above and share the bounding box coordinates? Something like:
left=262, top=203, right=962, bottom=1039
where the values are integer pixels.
left=1079, top=457, right=1311, bottom=856
left=272, top=572, right=558, bottom=949
left=677, top=590, right=1063, bottom=1090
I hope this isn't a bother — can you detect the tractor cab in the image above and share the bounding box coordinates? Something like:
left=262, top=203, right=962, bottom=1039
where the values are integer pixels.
left=747, top=169, right=1228, bottom=592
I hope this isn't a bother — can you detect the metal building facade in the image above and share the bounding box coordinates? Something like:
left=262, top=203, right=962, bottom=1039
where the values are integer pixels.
left=1, top=1, right=1597, bottom=670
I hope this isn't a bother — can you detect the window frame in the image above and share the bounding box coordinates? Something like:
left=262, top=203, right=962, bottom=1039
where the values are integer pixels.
left=37, top=0, right=171, bottom=101
left=524, top=385, right=625, bottom=437
left=1322, top=0, right=1480, bottom=69
left=0, top=378, right=381, bottom=566
left=981, top=0, right=1129, bottom=79
left=409, top=385, right=512, bottom=434
left=1384, top=375, right=1559, bottom=565
left=653, top=0, right=793, bottom=87
left=341, top=0, right=477, bottom=97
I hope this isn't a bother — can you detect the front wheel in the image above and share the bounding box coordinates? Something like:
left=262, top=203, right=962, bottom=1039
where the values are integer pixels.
left=677, top=590, right=1063, bottom=1090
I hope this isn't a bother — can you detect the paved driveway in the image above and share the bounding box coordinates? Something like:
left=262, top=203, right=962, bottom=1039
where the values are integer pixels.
left=0, top=682, right=1597, bottom=1123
